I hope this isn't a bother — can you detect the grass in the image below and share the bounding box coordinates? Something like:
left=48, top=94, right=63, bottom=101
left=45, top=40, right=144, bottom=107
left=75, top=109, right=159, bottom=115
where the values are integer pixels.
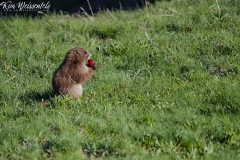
left=0, top=0, right=240, bottom=159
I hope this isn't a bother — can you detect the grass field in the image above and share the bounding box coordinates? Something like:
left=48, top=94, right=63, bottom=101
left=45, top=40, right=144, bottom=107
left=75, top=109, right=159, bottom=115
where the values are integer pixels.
left=0, top=0, right=240, bottom=159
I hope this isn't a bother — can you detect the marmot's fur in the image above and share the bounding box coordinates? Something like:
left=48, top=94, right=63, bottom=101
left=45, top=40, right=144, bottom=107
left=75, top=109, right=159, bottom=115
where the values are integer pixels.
left=52, top=47, right=96, bottom=97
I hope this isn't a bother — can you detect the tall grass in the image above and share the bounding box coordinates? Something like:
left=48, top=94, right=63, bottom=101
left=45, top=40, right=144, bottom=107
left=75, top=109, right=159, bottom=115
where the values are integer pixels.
left=0, top=0, right=240, bottom=159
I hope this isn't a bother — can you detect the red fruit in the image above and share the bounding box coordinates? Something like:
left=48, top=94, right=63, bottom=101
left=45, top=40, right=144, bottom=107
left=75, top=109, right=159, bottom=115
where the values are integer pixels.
left=88, top=59, right=95, bottom=67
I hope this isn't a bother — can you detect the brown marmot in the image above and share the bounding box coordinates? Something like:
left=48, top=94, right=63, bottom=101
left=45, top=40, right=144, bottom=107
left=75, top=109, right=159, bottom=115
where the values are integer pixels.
left=52, top=47, right=96, bottom=98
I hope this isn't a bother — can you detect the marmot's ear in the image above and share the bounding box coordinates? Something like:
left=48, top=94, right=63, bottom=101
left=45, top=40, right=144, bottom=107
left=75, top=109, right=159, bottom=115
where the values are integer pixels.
left=72, top=52, right=79, bottom=63
left=75, top=50, right=79, bottom=54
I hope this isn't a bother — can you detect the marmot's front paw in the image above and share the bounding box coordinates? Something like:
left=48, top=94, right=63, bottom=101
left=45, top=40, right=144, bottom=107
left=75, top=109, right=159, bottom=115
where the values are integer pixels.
left=88, top=64, right=97, bottom=70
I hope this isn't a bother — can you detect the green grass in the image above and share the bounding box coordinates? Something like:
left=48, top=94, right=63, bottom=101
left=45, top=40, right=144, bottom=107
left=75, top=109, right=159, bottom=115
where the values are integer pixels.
left=0, top=0, right=240, bottom=159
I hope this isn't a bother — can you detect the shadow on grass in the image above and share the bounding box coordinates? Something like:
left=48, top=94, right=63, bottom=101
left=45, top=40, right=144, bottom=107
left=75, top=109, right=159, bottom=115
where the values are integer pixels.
left=19, top=90, right=55, bottom=104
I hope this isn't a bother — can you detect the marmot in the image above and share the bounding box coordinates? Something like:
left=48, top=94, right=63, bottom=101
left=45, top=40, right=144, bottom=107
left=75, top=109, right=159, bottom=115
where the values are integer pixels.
left=52, top=47, right=96, bottom=98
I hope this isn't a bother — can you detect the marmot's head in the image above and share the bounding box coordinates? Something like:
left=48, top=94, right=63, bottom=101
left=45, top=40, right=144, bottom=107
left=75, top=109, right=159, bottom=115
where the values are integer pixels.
left=64, top=47, right=92, bottom=64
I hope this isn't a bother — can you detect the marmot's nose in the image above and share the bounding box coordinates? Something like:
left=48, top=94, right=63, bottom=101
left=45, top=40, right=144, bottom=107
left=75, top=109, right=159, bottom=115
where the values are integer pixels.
left=88, top=53, right=92, bottom=59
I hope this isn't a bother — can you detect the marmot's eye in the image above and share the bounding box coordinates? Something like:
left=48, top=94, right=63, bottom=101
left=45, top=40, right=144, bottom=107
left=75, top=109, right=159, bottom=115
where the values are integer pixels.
left=83, top=51, right=87, bottom=54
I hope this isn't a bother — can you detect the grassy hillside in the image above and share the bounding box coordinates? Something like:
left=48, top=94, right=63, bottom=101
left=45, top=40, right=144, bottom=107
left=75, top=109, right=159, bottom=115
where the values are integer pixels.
left=0, top=0, right=240, bottom=159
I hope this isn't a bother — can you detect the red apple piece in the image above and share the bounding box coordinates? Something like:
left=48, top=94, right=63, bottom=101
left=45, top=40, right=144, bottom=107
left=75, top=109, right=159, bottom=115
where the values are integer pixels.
left=88, top=59, right=95, bottom=67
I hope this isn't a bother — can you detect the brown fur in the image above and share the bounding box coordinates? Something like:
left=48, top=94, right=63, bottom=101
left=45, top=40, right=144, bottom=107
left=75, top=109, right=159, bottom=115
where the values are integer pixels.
left=52, top=47, right=96, bottom=97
